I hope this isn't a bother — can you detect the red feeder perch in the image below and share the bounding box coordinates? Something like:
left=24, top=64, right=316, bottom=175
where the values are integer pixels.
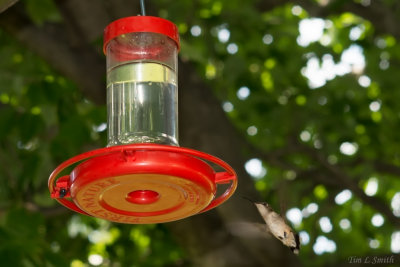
left=48, top=16, right=237, bottom=224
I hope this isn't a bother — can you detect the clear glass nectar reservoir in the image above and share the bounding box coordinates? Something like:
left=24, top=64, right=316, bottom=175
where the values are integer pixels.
left=104, top=17, right=179, bottom=146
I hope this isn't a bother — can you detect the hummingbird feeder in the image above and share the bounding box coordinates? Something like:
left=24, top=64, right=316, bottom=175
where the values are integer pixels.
left=48, top=16, right=237, bottom=224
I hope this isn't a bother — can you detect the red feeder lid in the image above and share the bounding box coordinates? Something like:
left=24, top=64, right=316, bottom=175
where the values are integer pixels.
left=49, top=144, right=237, bottom=224
left=103, top=16, right=180, bottom=54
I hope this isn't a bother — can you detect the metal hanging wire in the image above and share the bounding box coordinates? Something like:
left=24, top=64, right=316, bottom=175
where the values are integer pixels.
left=140, top=0, right=146, bottom=16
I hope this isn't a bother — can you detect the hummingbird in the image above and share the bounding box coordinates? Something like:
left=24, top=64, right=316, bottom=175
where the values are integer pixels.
left=240, top=196, right=301, bottom=254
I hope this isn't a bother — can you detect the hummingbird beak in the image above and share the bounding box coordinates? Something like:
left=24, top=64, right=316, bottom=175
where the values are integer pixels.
left=241, top=196, right=269, bottom=207
left=241, top=195, right=257, bottom=203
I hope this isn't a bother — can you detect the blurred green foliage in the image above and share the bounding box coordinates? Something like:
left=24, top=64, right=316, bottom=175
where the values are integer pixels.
left=1, top=0, right=400, bottom=266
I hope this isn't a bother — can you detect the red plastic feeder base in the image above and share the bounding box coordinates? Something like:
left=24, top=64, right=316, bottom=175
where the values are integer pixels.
left=48, top=144, right=237, bottom=224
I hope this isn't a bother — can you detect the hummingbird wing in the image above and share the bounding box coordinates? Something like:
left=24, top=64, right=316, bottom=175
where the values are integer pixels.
left=227, top=222, right=272, bottom=239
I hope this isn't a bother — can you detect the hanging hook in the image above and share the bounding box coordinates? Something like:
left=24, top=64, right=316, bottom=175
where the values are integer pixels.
left=140, top=0, right=146, bottom=16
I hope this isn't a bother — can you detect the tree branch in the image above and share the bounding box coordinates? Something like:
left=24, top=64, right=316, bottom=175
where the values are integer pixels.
left=0, top=0, right=18, bottom=13
left=243, top=133, right=400, bottom=227
left=0, top=2, right=105, bottom=104
left=175, top=59, right=300, bottom=266
left=53, top=0, right=110, bottom=43
left=258, top=0, right=400, bottom=39
left=294, top=142, right=400, bottom=227
left=373, top=160, right=400, bottom=177
left=296, top=0, right=400, bottom=39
